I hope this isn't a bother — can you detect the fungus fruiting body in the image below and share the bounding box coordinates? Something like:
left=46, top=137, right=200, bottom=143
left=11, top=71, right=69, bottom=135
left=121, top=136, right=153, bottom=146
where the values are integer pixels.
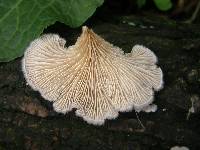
left=22, top=26, right=163, bottom=125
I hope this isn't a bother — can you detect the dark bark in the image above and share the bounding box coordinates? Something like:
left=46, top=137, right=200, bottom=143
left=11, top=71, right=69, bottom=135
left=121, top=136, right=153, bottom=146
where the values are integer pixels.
left=0, top=15, right=200, bottom=150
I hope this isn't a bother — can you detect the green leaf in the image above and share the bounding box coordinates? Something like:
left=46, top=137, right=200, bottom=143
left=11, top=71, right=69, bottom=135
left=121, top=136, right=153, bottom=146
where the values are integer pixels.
left=0, top=0, right=104, bottom=62
left=136, top=0, right=146, bottom=8
left=153, top=0, right=172, bottom=11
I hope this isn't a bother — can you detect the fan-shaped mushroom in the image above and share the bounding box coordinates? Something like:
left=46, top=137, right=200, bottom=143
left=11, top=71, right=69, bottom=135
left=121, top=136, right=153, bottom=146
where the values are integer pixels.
left=22, top=26, right=163, bottom=125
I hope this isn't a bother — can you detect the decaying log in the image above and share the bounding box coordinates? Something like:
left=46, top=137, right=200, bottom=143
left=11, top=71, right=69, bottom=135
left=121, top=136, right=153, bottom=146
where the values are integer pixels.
left=0, top=15, right=200, bottom=149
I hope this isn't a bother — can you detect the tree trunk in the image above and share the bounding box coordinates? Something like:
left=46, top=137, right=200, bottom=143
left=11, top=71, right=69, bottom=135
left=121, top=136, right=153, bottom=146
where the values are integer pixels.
left=0, top=14, right=200, bottom=150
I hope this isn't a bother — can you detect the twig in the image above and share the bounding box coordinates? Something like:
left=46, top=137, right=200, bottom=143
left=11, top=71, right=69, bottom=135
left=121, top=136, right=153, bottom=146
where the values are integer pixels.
left=185, top=0, right=200, bottom=23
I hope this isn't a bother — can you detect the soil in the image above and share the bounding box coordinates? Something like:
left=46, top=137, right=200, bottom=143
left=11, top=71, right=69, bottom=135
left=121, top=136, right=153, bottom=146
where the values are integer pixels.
left=0, top=14, right=200, bottom=150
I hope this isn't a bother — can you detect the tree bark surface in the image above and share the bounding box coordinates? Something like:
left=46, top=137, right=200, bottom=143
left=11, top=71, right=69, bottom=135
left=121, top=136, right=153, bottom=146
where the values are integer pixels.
left=0, top=15, right=200, bottom=150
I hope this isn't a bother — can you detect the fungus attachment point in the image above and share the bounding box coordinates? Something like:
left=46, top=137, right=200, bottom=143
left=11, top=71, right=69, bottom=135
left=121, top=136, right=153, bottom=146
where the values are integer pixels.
left=22, top=26, right=163, bottom=125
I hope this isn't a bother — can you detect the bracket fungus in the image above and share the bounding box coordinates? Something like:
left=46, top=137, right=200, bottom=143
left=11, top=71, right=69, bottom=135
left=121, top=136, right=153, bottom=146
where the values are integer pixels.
left=22, top=26, right=163, bottom=125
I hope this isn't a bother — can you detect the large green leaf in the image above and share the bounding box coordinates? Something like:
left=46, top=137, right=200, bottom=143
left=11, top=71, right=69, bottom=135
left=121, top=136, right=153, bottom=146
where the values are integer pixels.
left=0, top=0, right=104, bottom=62
left=153, top=0, right=172, bottom=11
